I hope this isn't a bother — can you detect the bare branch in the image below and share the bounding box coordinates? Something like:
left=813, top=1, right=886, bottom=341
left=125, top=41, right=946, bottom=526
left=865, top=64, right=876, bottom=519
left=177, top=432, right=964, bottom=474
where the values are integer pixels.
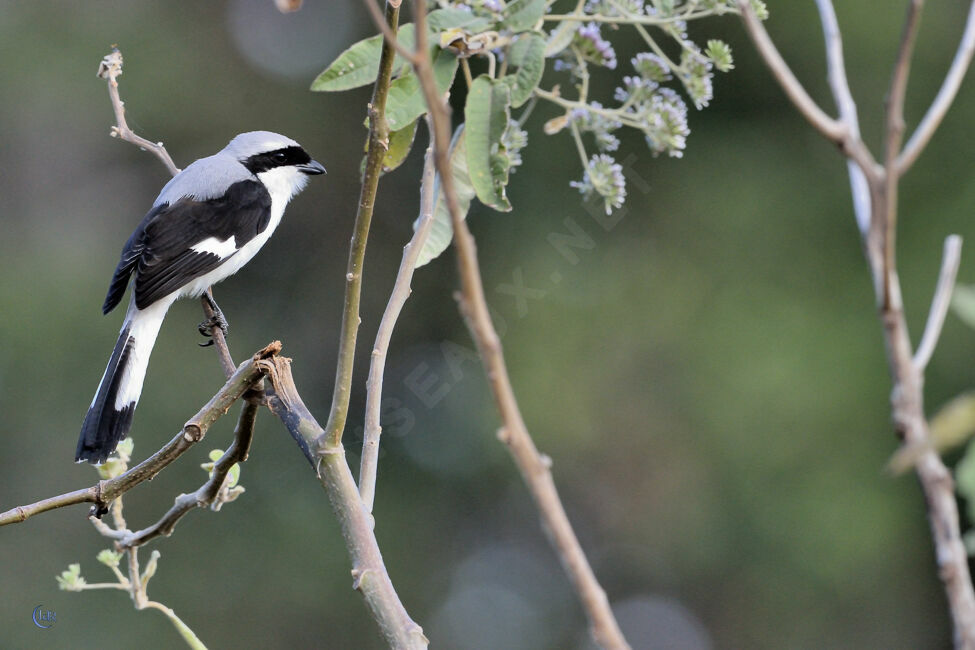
left=263, top=355, right=427, bottom=649
left=736, top=1, right=845, bottom=143
left=914, top=235, right=963, bottom=371
left=408, top=2, right=629, bottom=647
left=815, top=0, right=871, bottom=235
left=317, top=1, right=402, bottom=453
left=880, top=0, right=925, bottom=306
left=0, top=344, right=277, bottom=526
left=96, top=49, right=180, bottom=176
left=116, top=397, right=260, bottom=549
left=898, top=1, right=975, bottom=173
left=758, top=3, right=975, bottom=644
left=360, top=128, right=437, bottom=513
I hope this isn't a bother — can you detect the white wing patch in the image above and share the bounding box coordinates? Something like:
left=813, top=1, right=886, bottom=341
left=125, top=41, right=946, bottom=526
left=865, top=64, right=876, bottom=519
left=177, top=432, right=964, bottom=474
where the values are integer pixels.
left=191, top=235, right=238, bottom=259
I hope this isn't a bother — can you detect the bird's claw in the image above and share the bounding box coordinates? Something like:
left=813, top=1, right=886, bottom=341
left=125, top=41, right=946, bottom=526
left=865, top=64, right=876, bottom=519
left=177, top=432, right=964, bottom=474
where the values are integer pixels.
left=197, top=311, right=229, bottom=346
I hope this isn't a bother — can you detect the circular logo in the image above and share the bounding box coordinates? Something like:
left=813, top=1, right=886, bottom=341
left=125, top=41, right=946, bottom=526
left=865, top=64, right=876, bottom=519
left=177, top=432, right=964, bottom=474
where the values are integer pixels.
left=32, top=605, right=56, bottom=629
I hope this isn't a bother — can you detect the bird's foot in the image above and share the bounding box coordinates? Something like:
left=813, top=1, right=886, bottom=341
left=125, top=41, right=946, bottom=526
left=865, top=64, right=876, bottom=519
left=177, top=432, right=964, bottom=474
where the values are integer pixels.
left=198, top=303, right=229, bottom=347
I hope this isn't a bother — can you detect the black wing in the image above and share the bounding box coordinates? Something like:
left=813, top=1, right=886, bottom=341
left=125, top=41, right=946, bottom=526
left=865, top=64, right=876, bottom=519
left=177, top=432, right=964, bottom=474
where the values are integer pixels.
left=102, top=180, right=272, bottom=313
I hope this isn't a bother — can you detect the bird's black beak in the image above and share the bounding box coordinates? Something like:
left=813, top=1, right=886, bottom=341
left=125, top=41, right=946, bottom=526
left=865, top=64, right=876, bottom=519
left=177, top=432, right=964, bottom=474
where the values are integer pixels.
left=299, top=160, right=326, bottom=175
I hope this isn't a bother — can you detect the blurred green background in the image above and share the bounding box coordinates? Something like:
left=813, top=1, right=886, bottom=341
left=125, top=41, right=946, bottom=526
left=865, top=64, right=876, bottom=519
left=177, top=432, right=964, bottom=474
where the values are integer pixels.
left=2, top=1, right=975, bottom=648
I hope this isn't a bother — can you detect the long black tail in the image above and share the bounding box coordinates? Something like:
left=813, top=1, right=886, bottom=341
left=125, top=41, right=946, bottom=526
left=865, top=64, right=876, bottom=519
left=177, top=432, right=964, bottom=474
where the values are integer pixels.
left=76, top=323, right=137, bottom=463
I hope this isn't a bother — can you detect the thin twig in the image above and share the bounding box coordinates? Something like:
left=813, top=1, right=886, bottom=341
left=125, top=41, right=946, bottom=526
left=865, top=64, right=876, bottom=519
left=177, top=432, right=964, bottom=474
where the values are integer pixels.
left=141, top=601, right=208, bottom=650
left=262, top=355, right=427, bottom=649
left=96, top=50, right=180, bottom=176
left=116, top=397, right=260, bottom=549
left=898, top=1, right=975, bottom=173
left=735, top=1, right=844, bottom=142
left=316, top=1, right=402, bottom=453
left=736, top=1, right=879, bottom=181
left=364, top=0, right=417, bottom=63
left=881, top=0, right=925, bottom=307
left=0, top=345, right=277, bottom=526
left=403, top=1, right=630, bottom=647
left=914, top=235, right=963, bottom=371
left=359, top=125, right=437, bottom=513
left=815, top=0, right=871, bottom=236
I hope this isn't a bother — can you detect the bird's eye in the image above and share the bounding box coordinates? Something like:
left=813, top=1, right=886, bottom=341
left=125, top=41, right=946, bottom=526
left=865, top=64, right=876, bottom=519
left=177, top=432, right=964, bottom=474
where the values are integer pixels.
left=272, top=152, right=287, bottom=163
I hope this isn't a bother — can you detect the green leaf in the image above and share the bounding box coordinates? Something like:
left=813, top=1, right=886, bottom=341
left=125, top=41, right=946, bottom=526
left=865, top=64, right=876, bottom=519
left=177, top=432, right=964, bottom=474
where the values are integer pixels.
left=953, top=283, right=975, bottom=330
left=384, top=119, right=419, bottom=172
left=227, top=463, right=241, bottom=488
left=503, top=0, right=546, bottom=32
left=311, top=25, right=417, bottom=92
left=97, top=549, right=123, bottom=568
left=386, top=49, right=458, bottom=131
left=465, top=76, right=513, bottom=211
left=57, top=564, right=86, bottom=591
left=414, top=126, right=476, bottom=268
left=502, top=33, right=546, bottom=107
left=428, top=7, right=493, bottom=32
left=544, top=21, right=576, bottom=57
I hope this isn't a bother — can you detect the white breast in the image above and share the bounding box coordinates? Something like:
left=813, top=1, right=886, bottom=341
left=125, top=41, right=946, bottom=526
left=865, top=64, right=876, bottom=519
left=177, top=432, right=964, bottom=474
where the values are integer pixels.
left=175, top=166, right=306, bottom=300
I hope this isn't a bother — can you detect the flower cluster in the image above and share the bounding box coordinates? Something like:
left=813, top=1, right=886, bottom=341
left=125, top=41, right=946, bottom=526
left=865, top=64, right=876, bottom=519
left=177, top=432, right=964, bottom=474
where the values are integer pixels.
left=573, top=23, right=617, bottom=70
left=570, top=154, right=627, bottom=215
left=425, top=0, right=760, bottom=215
left=501, top=120, right=528, bottom=171
left=642, top=87, right=690, bottom=157
left=571, top=103, right=622, bottom=152
left=678, top=47, right=713, bottom=109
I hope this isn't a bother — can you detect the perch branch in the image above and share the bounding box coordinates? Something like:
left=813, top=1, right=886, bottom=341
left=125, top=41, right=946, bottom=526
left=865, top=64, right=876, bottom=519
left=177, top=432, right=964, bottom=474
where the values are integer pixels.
left=390, top=2, right=630, bottom=648
left=914, top=235, right=963, bottom=371
left=359, top=126, right=437, bottom=512
left=316, top=0, right=402, bottom=453
left=899, top=1, right=975, bottom=173
left=0, top=345, right=277, bottom=526
left=97, top=49, right=180, bottom=176
left=262, top=355, right=427, bottom=649
left=201, top=289, right=237, bottom=380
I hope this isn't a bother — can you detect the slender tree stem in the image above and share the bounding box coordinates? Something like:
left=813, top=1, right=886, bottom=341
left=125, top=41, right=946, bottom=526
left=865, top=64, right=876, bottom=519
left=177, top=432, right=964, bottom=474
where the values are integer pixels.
left=914, top=235, right=963, bottom=372
left=317, top=1, right=401, bottom=453
left=263, top=356, right=427, bottom=649
left=360, top=127, right=437, bottom=512
left=372, top=2, right=630, bottom=647
left=898, top=1, right=975, bottom=173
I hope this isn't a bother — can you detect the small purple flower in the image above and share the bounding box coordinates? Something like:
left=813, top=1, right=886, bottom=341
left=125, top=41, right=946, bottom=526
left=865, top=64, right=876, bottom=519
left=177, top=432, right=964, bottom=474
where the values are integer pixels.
left=574, top=22, right=617, bottom=70
left=570, top=154, right=626, bottom=214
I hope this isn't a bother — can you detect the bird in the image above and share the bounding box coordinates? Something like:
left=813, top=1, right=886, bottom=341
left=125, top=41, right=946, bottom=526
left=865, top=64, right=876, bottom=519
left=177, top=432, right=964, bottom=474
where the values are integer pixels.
left=76, top=131, right=325, bottom=464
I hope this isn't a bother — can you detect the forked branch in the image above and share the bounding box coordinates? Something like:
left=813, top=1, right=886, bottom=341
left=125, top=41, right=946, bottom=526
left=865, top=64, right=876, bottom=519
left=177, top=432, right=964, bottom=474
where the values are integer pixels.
left=0, top=346, right=275, bottom=526
left=739, top=1, right=975, bottom=645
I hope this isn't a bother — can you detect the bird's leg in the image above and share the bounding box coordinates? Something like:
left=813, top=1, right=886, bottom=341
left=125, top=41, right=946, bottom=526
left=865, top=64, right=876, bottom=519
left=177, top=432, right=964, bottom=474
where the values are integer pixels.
left=198, top=291, right=229, bottom=347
